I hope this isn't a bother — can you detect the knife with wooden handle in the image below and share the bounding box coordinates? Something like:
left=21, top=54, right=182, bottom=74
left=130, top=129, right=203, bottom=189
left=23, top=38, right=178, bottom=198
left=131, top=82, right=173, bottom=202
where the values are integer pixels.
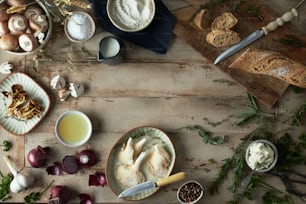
left=214, top=0, right=304, bottom=65
left=118, top=172, right=186, bottom=198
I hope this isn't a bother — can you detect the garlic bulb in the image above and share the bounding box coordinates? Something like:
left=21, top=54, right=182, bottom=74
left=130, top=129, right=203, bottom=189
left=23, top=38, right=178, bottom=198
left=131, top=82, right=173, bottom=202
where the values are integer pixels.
left=57, top=88, right=71, bottom=102
left=3, top=156, right=35, bottom=193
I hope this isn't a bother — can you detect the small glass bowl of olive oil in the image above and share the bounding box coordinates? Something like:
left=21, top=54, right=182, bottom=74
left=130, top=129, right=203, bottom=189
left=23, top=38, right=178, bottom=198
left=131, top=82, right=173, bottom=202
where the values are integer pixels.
left=55, top=110, right=92, bottom=147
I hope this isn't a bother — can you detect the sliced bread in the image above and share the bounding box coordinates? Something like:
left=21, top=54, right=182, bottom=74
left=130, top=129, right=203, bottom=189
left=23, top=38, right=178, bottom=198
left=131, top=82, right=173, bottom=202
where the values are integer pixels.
left=193, top=9, right=210, bottom=30
left=229, top=49, right=306, bottom=88
left=211, top=12, right=238, bottom=30
left=206, top=29, right=241, bottom=47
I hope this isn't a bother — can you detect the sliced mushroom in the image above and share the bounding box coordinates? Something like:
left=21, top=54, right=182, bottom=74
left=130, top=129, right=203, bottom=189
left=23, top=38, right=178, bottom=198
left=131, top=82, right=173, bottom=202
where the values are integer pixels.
left=7, top=0, right=26, bottom=7
left=0, top=3, right=11, bottom=21
left=8, top=14, right=28, bottom=34
left=18, top=33, right=38, bottom=52
left=0, top=33, right=19, bottom=51
left=24, top=6, right=43, bottom=19
left=0, top=21, right=9, bottom=37
left=29, top=14, right=48, bottom=32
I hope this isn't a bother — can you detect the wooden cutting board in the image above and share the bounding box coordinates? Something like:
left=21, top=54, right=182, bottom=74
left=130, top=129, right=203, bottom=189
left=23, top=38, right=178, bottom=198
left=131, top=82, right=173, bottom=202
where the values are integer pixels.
left=173, top=0, right=306, bottom=108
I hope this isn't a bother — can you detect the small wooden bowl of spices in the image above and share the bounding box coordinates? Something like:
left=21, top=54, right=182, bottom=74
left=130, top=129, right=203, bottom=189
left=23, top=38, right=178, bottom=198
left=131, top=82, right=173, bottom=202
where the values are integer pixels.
left=177, top=181, right=203, bottom=204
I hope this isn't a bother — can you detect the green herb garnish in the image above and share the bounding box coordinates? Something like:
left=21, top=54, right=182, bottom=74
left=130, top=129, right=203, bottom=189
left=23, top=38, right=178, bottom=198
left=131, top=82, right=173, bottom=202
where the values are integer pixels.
left=180, top=125, right=228, bottom=145
left=24, top=180, right=54, bottom=204
left=237, top=93, right=275, bottom=126
left=275, top=35, right=305, bottom=48
left=291, top=102, right=306, bottom=127
left=0, top=171, right=13, bottom=201
left=247, top=5, right=264, bottom=20
left=0, top=141, right=11, bottom=151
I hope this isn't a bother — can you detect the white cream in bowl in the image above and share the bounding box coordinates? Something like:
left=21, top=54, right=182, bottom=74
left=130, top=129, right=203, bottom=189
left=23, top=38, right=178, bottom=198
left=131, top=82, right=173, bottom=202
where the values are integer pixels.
left=245, top=140, right=278, bottom=172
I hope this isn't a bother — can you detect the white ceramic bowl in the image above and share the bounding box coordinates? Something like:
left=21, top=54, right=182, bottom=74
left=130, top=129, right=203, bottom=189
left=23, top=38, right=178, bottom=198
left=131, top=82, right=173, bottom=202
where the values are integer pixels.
left=106, top=0, right=156, bottom=32
left=245, top=139, right=278, bottom=173
left=55, top=110, right=92, bottom=147
left=64, top=11, right=96, bottom=43
left=177, top=180, right=204, bottom=204
left=5, top=0, right=53, bottom=55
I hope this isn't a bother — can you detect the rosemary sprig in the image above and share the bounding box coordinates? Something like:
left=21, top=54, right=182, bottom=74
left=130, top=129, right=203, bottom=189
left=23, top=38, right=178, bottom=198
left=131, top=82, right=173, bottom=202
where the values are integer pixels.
left=262, top=190, right=294, bottom=204
left=209, top=157, right=234, bottom=194
left=180, top=125, right=228, bottom=145
left=228, top=175, right=261, bottom=204
left=275, top=35, right=305, bottom=48
left=237, top=93, right=275, bottom=126
left=247, top=5, right=264, bottom=21
left=291, top=102, right=306, bottom=127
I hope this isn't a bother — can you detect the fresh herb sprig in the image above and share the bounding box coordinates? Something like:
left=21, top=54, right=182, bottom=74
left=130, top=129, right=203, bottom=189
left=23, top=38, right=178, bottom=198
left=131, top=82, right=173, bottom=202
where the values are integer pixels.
left=180, top=125, right=228, bottom=145
left=1, top=141, right=11, bottom=151
left=237, top=93, right=275, bottom=126
left=247, top=5, right=264, bottom=21
left=24, top=180, right=54, bottom=204
left=291, top=102, right=306, bottom=127
left=0, top=171, right=13, bottom=201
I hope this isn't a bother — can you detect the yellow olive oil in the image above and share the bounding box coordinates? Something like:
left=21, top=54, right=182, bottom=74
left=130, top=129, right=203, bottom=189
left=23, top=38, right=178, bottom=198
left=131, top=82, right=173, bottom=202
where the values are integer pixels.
left=58, top=113, right=89, bottom=144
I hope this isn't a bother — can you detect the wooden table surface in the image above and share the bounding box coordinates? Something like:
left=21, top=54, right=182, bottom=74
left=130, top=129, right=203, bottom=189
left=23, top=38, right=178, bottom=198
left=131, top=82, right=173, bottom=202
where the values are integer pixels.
left=0, top=0, right=306, bottom=203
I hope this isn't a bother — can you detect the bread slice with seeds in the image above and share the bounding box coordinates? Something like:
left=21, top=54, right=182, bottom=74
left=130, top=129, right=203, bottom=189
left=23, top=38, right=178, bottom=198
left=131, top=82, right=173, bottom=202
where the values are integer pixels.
left=211, top=12, right=238, bottom=30
left=206, top=29, right=241, bottom=47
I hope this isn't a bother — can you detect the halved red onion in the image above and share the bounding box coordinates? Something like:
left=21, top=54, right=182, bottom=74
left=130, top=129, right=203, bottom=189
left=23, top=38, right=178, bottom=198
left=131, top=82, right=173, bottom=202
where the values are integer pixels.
left=89, top=172, right=107, bottom=187
left=77, top=149, right=98, bottom=168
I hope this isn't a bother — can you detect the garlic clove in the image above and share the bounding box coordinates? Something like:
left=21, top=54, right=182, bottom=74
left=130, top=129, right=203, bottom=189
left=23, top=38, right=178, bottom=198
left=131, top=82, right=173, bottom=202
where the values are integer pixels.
left=58, top=88, right=71, bottom=102
left=0, top=61, right=13, bottom=74
left=69, top=83, right=84, bottom=98
left=50, top=75, right=66, bottom=89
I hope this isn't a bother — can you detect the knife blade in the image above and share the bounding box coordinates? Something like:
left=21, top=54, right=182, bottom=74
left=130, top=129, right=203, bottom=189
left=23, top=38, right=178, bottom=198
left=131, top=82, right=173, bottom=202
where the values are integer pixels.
left=118, top=172, right=186, bottom=198
left=214, top=30, right=264, bottom=65
left=214, top=0, right=304, bottom=65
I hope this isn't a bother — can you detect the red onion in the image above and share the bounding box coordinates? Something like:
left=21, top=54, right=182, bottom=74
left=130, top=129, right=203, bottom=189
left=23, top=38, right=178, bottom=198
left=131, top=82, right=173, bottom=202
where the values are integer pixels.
left=79, top=193, right=93, bottom=204
left=27, top=145, right=50, bottom=168
left=77, top=149, right=97, bottom=168
left=62, top=155, right=80, bottom=174
left=48, top=185, right=71, bottom=204
left=46, top=162, right=63, bottom=176
left=89, top=172, right=107, bottom=187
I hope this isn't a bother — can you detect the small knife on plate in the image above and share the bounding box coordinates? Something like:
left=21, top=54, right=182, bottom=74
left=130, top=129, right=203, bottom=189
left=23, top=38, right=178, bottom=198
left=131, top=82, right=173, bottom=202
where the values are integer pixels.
left=214, top=0, right=304, bottom=65
left=118, top=172, right=186, bottom=198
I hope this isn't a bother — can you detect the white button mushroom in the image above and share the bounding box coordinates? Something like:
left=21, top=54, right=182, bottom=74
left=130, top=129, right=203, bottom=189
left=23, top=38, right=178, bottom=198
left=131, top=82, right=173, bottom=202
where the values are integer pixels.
left=69, top=83, right=84, bottom=98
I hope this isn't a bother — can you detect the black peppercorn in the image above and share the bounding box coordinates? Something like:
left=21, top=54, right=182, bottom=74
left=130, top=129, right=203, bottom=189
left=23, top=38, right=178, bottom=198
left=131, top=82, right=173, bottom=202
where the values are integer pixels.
left=178, top=181, right=203, bottom=203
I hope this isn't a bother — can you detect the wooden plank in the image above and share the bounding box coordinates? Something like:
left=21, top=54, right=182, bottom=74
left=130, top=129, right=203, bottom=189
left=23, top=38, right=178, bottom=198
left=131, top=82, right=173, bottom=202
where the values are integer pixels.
left=25, top=60, right=246, bottom=98
left=173, top=0, right=306, bottom=108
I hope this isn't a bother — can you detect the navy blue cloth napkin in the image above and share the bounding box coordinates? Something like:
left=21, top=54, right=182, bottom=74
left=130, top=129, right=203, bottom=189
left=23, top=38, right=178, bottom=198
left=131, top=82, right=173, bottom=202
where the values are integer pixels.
left=90, top=0, right=176, bottom=54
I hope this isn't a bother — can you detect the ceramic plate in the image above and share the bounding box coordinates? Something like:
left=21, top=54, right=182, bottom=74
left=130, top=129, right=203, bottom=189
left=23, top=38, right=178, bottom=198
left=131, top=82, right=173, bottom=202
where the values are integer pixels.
left=106, top=126, right=176, bottom=200
left=0, top=72, right=50, bottom=135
